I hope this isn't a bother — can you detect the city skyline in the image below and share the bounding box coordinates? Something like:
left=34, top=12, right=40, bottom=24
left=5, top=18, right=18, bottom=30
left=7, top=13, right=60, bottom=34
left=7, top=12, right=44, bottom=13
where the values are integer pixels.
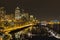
left=0, top=0, right=60, bottom=20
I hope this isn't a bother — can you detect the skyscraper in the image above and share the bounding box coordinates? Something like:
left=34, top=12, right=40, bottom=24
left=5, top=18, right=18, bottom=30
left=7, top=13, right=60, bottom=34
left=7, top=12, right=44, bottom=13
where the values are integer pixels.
left=0, top=7, right=6, bottom=20
left=15, top=7, right=21, bottom=20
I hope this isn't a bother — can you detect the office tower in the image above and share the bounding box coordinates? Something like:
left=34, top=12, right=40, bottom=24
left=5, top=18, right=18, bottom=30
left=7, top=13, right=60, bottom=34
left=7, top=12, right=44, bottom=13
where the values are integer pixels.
left=0, top=7, right=6, bottom=20
left=15, top=7, right=21, bottom=20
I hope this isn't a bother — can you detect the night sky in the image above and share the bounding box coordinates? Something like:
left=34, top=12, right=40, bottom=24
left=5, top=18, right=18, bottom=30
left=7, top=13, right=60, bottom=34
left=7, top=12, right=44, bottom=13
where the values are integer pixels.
left=0, top=0, right=60, bottom=20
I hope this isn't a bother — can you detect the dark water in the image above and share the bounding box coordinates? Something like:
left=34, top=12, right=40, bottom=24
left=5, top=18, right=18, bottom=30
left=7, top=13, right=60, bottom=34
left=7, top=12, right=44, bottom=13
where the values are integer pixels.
left=13, top=36, right=59, bottom=40
left=29, top=36, right=59, bottom=40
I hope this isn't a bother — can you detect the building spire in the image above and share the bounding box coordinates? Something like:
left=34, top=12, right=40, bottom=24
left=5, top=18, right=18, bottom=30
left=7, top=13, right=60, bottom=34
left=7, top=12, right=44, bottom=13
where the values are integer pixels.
left=15, top=6, right=20, bottom=10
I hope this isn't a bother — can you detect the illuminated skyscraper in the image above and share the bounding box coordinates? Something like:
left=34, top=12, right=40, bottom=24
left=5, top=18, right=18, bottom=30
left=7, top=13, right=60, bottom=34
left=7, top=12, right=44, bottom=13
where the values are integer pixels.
left=21, top=13, right=29, bottom=21
left=15, top=7, right=21, bottom=20
left=0, top=7, right=6, bottom=20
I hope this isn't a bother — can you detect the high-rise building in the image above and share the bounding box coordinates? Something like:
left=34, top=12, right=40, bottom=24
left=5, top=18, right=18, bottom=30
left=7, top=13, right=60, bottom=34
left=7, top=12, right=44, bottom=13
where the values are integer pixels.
left=21, top=13, right=29, bottom=21
left=0, top=7, right=6, bottom=20
left=30, top=15, right=34, bottom=21
left=15, top=7, right=21, bottom=20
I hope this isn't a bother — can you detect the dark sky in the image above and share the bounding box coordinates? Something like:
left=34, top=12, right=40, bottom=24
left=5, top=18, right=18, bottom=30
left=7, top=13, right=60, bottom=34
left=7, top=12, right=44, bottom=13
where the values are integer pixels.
left=0, top=0, right=60, bottom=20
